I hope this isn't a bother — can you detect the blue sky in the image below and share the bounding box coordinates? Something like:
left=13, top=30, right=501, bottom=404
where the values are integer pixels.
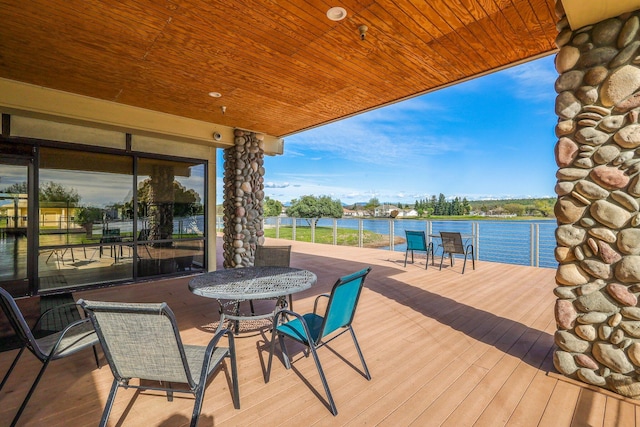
left=217, top=54, right=558, bottom=205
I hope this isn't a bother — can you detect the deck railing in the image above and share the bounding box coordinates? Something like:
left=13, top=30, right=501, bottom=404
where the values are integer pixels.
left=216, top=216, right=558, bottom=269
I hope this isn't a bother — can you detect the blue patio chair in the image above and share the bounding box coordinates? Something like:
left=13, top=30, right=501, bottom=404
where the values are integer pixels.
left=0, top=287, right=100, bottom=427
left=439, top=231, right=475, bottom=274
left=265, top=267, right=372, bottom=416
left=404, top=230, right=433, bottom=269
left=79, top=300, right=240, bottom=427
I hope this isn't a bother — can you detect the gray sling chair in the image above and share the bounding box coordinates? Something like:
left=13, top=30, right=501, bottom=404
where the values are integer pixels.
left=0, top=287, right=100, bottom=427
left=253, top=244, right=293, bottom=311
left=439, top=231, right=475, bottom=274
left=265, top=267, right=372, bottom=416
left=79, top=300, right=239, bottom=427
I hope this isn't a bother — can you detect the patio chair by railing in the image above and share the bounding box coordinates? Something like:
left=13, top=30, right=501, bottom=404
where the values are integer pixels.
left=439, top=231, right=475, bottom=274
left=0, top=287, right=100, bottom=427
left=265, top=267, right=372, bottom=416
left=79, top=300, right=240, bottom=427
left=404, top=230, right=433, bottom=269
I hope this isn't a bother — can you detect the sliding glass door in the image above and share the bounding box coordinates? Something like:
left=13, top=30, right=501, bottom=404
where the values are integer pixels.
left=0, top=158, right=30, bottom=296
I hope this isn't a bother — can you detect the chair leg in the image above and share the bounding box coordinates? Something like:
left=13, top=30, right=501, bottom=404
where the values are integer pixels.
left=11, top=357, right=52, bottom=426
left=265, top=328, right=278, bottom=382
left=349, top=327, right=371, bottom=380
left=278, top=334, right=291, bottom=369
left=470, top=245, right=475, bottom=270
left=191, top=387, right=205, bottom=427
left=404, top=250, right=409, bottom=267
left=439, top=250, right=445, bottom=270
left=229, top=350, right=240, bottom=409
left=99, top=379, right=119, bottom=427
left=92, top=345, right=101, bottom=368
left=308, top=343, right=337, bottom=416
left=0, top=346, right=25, bottom=391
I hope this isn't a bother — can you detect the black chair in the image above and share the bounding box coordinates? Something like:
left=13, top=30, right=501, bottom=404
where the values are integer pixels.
left=404, top=230, right=433, bottom=269
left=0, top=288, right=100, bottom=426
left=439, top=231, right=475, bottom=273
left=266, top=267, right=372, bottom=415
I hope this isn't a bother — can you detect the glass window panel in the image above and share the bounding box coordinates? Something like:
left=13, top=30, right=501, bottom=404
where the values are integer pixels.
left=38, top=148, right=133, bottom=290
left=136, top=158, right=205, bottom=241
left=136, top=158, right=205, bottom=276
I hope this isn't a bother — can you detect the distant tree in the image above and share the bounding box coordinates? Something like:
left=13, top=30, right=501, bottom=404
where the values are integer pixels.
left=462, top=197, right=471, bottom=215
left=364, top=197, right=379, bottom=216
left=1, top=181, right=28, bottom=194
left=39, top=181, right=80, bottom=204
left=435, top=193, right=447, bottom=215
left=124, top=179, right=200, bottom=218
left=264, top=197, right=283, bottom=217
left=534, top=199, right=554, bottom=217
left=286, top=195, right=343, bottom=226
left=503, top=203, right=525, bottom=216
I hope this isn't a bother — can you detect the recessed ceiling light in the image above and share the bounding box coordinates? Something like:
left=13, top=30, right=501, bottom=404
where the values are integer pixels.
left=326, top=7, right=347, bottom=21
left=208, top=92, right=222, bottom=98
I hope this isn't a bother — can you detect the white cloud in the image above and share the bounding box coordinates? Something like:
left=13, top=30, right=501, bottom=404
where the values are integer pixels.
left=502, top=56, right=557, bottom=102
left=264, top=182, right=290, bottom=189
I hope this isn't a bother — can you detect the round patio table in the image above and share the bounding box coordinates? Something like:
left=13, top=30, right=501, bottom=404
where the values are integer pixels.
left=189, top=266, right=317, bottom=333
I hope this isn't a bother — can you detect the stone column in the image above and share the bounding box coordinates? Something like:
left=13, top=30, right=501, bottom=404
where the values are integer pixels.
left=554, top=3, right=640, bottom=398
left=148, top=164, right=175, bottom=242
left=222, top=130, right=265, bottom=268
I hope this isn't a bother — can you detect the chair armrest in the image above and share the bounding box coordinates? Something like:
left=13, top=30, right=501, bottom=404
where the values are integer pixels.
left=198, top=327, right=235, bottom=388
left=47, top=316, right=98, bottom=357
left=272, top=309, right=316, bottom=345
left=34, top=302, right=87, bottom=331
left=313, top=294, right=330, bottom=315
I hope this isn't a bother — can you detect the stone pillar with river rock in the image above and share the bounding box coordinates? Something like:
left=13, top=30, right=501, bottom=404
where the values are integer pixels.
left=554, top=3, right=640, bottom=398
left=222, top=130, right=265, bottom=268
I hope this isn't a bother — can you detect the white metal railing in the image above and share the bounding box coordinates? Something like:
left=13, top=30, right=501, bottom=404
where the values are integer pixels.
left=218, top=216, right=558, bottom=269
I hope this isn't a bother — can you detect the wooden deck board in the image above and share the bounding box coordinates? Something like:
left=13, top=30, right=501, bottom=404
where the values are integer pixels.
left=2, top=237, right=640, bottom=426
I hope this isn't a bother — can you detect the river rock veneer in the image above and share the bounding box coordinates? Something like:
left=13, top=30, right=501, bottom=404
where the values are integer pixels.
left=554, top=3, right=640, bottom=398
left=222, top=130, right=266, bottom=268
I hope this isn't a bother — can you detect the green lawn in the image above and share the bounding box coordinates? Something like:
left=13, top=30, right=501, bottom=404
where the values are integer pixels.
left=264, top=226, right=403, bottom=248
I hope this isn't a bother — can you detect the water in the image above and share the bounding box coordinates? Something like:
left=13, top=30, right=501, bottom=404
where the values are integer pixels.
left=264, top=217, right=558, bottom=269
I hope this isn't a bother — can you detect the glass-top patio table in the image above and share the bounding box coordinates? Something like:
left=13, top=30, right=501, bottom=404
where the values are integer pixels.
left=189, top=266, right=317, bottom=333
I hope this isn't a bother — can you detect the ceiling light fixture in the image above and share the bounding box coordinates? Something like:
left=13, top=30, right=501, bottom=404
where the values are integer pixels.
left=326, top=7, right=347, bottom=21
left=208, top=91, right=222, bottom=98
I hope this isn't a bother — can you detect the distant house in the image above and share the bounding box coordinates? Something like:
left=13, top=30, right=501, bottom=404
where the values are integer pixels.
left=374, top=204, right=398, bottom=217
left=396, top=209, right=419, bottom=218
left=343, top=207, right=365, bottom=217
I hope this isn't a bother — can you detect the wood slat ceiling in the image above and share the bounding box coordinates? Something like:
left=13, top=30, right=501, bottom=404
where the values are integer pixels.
left=0, top=0, right=558, bottom=138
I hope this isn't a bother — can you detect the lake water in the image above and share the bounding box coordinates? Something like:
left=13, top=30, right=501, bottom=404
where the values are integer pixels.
left=265, top=217, right=558, bottom=269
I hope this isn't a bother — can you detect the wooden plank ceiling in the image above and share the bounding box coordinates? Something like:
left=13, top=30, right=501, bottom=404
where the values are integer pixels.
left=0, top=0, right=558, bottom=138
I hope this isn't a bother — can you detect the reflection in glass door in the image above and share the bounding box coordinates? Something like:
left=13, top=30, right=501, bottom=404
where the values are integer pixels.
left=0, top=162, right=30, bottom=296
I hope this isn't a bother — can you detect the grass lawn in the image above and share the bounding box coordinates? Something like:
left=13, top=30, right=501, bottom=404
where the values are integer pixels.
left=264, top=226, right=404, bottom=248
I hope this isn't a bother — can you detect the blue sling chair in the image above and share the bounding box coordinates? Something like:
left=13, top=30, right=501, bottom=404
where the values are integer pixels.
left=265, top=267, right=372, bottom=416
left=404, top=230, right=433, bottom=269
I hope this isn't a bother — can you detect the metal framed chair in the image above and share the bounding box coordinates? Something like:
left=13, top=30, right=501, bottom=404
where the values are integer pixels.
left=439, top=231, right=475, bottom=274
left=265, top=267, right=372, bottom=416
left=79, top=299, right=240, bottom=427
left=254, top=245, right=291, bottom=268
left=404, top=230, right=433, bottom=269
left=253, top=244, right=293, bottom=311
left=0, top=287, right=100, bottom=427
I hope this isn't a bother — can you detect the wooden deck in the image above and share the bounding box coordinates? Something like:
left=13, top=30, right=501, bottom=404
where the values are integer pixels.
left=2, top=238, right=639, bottom=426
